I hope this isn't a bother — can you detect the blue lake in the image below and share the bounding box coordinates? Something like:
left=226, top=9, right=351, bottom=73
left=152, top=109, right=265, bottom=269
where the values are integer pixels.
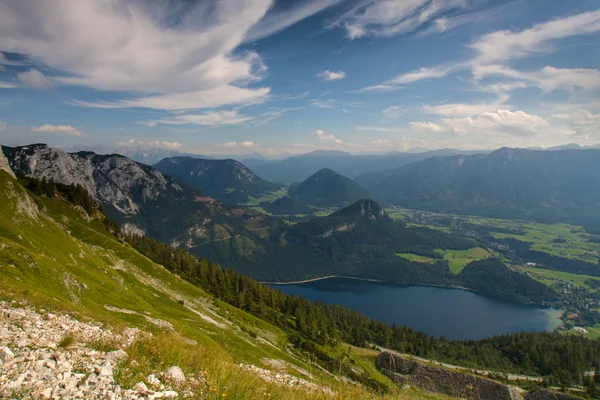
left=272, top=278, right=562, bottom=340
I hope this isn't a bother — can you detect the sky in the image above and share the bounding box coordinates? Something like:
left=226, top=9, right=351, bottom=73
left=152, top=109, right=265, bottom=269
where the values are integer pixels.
left=0, top=0, right=599, bottom=156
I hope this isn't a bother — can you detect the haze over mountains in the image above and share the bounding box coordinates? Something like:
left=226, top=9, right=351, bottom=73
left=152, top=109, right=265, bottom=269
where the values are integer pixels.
left=358, top=147, right=600, bottom=226
left=154, top=156, right=284, bottom=203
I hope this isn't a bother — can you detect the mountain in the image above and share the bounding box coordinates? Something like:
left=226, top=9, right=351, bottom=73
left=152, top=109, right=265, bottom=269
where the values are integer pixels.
left=0, top=169, right=589, bottom=399
left=261, top=196, right=312, bottom=215
left=153, top=156, right=284, bottom=204
left=358, top=147, right=600, bottom=226
left=244, top=149, right=490, bottom=184
left=2, top=143, right=282, bottom=251
left=1, top=144, right=559, bottom=304
left=288, top=168, right=372, bottom=208
left=118, top=148, right=210, bottom=165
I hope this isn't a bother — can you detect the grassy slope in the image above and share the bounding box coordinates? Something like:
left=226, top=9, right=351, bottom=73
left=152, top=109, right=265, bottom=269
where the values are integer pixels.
left=0, top=171, right=450, bottom=400
left=396, top=248, right=494, bottom=274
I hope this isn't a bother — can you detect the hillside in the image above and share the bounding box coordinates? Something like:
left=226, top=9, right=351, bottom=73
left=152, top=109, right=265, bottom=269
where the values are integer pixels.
left=261, top=196, right=313, bottom=215
left=0, top=168, right=450, bottom=399
left=154, top=156, right=284, bottom=204
left=2, top=143, right=283, bottom=256
left=288, top=168, right=372, bottom=208
left=118, top=148, right=210, bottom=165
left=358, top=148, right=600, bottom=226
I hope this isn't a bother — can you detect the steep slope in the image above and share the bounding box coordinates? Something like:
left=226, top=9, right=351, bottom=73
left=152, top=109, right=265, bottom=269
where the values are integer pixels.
left=358, top=148, right=600, bottom=226
left=288, top=168, right=372, bottom=208
left=154, top=156, right=283, bottom=204
left=2, top=143, right=283, bottom=254
left=262, top=196, right=313, bottom=215
left=1, top=170, right=444, bottom=400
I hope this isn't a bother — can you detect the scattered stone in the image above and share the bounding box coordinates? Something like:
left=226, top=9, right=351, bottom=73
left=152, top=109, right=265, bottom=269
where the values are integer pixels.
left=163, top=366, right=186, bottom=384
left=0, top=346, right=14, bottom=363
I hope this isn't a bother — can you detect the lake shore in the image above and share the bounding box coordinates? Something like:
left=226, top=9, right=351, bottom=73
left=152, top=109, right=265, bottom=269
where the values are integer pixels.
left=262, top=275, right=384, bottom=285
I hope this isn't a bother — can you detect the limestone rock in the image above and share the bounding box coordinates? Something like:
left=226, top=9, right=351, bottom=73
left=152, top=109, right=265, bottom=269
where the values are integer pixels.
left=0, top=148, right=16, bottom=179
left=163, top=366, right=186, bottom=384
left=0, top=346, right=14, bottom=363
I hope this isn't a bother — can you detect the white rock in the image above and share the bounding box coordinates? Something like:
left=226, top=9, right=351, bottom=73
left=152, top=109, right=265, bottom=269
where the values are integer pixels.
left=106, top=349, right=128, bottom=362
left=97, top=362, right=113, bottom=376
left=164, top=390, right=178, bottom=398
left=40, top=387, right=52, bottom=398
left=0, top=346, right=14, bottom=363
left=147, top=373, right=162, bottom=388
left=163, top=366, right=186, bottom=384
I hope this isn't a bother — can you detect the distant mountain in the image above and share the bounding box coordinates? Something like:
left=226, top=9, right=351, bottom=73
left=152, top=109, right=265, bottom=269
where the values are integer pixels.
left=261, top=196, right=312, bottom=215
left=153, top=156, right=284, bottom=204
left=2, top=143, right=283, bottom=251
left=118, top=148, right=210, bottom=165
left=245, top=149, right=490, bottom=184
left=288, top=168, right=372, bottom=208
left=358, top=147, right=600, bottom=226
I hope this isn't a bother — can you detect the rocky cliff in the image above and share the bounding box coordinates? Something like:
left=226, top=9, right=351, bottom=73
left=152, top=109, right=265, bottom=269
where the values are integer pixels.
left=376, top=352, right=524, bottom=400
left=0, top=145, right=15, bottom=179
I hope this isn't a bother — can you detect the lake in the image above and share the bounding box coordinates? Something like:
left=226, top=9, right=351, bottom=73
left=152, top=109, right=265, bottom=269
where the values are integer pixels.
left=272, top=278, right=563, bottom=340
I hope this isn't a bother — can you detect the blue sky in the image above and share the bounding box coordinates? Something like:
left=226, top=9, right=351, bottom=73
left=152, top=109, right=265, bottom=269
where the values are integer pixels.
left=0, top=0, right=599, bottom=156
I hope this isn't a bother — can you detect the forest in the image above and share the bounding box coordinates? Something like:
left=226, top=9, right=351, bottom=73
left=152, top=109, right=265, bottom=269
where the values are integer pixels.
left=126, top=233, right=599, bottom=389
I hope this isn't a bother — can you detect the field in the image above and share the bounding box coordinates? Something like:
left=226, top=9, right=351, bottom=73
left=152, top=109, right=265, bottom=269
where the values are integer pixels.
left=520, top=266, right=599, bottom=289
left=437, top=248, right=495, bottom=274
left=397, top=248, right=494, bottom=274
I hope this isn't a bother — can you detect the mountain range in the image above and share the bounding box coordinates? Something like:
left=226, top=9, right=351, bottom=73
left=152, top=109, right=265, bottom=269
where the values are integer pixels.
left=153, top=156, right=283, bottom=204
left=358, top=147, right=600, bottom=227
left=244, top=149, right=490, bottom=184
left=1, top=143, right=556, bottom=304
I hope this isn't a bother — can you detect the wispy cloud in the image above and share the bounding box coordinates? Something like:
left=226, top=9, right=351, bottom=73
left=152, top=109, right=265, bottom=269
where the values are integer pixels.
left=154, top=110, right=253, bottom=126
left=310, top=99, right=336, bottom=109
left=31, top=124, right=81, bottom=136
left=0, top=1, right=335, bottom=112
left=117, top=139, right=182, bottom=150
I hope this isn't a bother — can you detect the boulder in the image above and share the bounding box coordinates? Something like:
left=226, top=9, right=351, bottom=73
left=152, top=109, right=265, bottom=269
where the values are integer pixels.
left=163, top=366, right=186, bottom=384
left=0, top=346, right=15, bottom=363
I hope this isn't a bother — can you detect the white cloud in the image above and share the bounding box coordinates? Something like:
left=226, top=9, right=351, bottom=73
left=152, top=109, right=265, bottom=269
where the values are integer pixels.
left=355, top=84, right=401, bottom=93
left=219, top=141, right=256, bottom=149
left=338, top=0, right=469, bottom=39
left=154, top=110, right=253, bottom=126
left=292, top=143, right=316, bottom=148
left=474, top=65, right=600, bottom=94
left=372, top=139, right=392, bottom=147
left=389, top=66, right=450, bottom=85
left=17, top=68, right=52, bottom=89
left=313, top=129, right=342, bottom=144
left=318, top=70, right=346, bottom=81
left=256, top=107, right=303, bottom=126
left=0, top=81, right=18, bottom=89
left=117, top=139, right=182, bottom=150
left=471, top=10, right=600, bottom=64
left=410, top=121, right=445, bottom=133
left=553, top=110, right=600, bottom=140
left=422, top=109, right=548, bottom=136
left=0, top=0, right=332, bottom=111
left=382, top=106, right=406, bottom=118
left=31, top=124, right=81, bottom=136
left=423, top=102, right=507, bottom=117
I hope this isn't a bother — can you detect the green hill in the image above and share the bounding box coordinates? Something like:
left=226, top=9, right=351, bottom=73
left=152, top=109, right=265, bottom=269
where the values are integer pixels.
left=261, top=196, right=313, bottom=215
left=288, top=168, right=372, bottom=208
left=154, top=156, right=284, bottom=204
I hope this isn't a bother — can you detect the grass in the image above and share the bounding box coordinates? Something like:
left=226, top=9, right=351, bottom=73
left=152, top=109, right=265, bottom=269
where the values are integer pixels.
left=58, top=333, right=76, bottom=348
left=396, top=253, right=437, bottom=263
left=520, top=266, right=598, bottom=289
left=436, top=248, right=494, bottom=274
left=244, top=188, right=289, bottom=207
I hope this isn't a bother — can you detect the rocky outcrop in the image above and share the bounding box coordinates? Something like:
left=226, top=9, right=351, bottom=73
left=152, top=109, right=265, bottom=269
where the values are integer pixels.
left=525, top=390, right=581, bottom=400
left=376, top=352, right=524, bottom=400
left=0, top=146, right=16, bottom=179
